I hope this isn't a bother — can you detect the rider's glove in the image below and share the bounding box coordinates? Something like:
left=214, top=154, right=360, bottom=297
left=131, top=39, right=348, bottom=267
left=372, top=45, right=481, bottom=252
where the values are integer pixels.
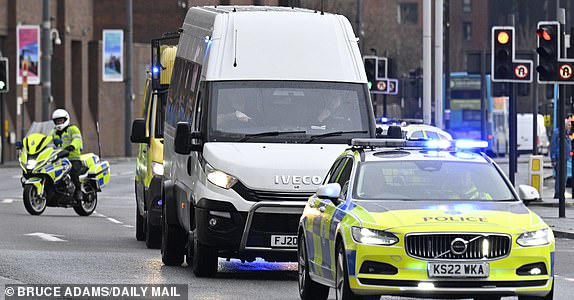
left=65, top=145, right=75, bottom=152
left=56, top=149, right=70, bottom=159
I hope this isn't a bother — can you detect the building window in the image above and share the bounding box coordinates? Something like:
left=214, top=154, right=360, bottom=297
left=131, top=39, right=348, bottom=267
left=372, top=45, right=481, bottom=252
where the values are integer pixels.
left=463, top=0, right=472, bottom=13
left=463, top=22, right=472, bottom=41
left=398, top=2, right=418, bottom=25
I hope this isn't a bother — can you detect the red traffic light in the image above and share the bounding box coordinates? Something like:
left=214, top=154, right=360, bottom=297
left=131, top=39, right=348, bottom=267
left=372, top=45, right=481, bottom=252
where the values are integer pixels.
left=536, top=28, right=553, bottom=41
left=497, top=31, right=510, bottom=45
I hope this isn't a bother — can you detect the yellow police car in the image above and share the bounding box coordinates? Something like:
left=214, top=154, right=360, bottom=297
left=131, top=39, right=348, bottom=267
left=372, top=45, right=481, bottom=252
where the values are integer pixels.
left=297, top=137, right=554, bottom=300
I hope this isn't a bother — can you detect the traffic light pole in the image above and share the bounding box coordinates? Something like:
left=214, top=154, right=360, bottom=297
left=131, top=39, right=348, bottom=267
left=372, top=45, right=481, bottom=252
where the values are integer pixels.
left=509, top=82, right=517, bottom=186
left=0, top=93, right=4, bottom=164
left=558, top=84, right=566, bottom=218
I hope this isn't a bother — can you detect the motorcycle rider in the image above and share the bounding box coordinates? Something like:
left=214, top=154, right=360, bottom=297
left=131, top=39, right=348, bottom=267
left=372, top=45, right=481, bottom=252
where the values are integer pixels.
left=50, top=109, right=84, bottom=201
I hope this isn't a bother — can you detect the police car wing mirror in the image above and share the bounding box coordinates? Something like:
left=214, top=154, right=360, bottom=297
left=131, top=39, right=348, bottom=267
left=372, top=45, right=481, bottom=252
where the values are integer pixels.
left=15, top=141, right=23, bottom=150
left=517, top=185, right=540, bottom=203
left=316, top=183, right=341, bottom=201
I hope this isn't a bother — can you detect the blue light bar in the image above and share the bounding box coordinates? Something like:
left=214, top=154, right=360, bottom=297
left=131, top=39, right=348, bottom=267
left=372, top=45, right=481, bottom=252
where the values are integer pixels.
left=380, top=117, right=388, bottom=123
left=425, top=139, right=452, bottom=149
left=455, top=139, right=488, bottom=149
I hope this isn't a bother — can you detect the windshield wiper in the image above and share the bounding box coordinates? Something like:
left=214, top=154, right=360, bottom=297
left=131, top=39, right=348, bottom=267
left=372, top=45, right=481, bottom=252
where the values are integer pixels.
left=239, top=130, right=307, bottom=142
left=306, top=130, right=368, bottom=143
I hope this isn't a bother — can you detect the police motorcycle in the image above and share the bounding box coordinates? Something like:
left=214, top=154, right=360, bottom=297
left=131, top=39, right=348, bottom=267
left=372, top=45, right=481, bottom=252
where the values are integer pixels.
left=17, top=132, right=110, bottom=216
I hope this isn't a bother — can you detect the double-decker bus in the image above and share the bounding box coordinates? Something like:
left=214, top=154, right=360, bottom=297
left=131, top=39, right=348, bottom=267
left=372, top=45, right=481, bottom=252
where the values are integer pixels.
left=446, top=72, right=509, bottom=156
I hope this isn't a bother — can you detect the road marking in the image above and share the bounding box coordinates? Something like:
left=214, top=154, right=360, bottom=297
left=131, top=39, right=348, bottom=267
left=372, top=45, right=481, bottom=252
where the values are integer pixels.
left=106, top=217, right=122, bottom=224
left=24, top=232, right=67, bottom=242
left=123, top=225, right=134, bottom=228
left=2, top=199, right=14, bottom=204
left=94, top=211, right=126, bottom=226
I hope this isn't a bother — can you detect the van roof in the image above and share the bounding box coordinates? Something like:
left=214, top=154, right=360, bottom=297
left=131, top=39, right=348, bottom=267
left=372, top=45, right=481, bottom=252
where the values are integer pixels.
left=180, top=6, right=367, bottom=83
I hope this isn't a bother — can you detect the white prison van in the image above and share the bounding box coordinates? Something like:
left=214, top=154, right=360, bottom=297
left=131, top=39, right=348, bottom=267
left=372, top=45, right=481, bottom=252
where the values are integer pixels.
left=161, top=6, right=375, bottom=277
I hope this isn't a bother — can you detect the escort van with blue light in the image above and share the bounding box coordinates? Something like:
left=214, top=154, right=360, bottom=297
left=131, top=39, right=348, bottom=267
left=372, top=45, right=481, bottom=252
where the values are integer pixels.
left=298, top=136, right=554, bottom=300
left=160, top=6, right=376, bottom=277
left=131, top=44, right=177, bottom=249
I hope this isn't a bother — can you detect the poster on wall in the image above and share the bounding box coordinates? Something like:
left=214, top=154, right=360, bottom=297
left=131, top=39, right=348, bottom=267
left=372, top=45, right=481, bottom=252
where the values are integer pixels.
left=17, top=25, right=41, bottom=85
left=102, top=29, right=123, bottom=82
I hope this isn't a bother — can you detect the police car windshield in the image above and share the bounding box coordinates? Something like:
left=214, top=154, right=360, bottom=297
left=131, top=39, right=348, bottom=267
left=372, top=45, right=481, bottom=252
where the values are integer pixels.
left=354, top=160, right=515, bottom=201
left=208, top=81, right=371, bottom=143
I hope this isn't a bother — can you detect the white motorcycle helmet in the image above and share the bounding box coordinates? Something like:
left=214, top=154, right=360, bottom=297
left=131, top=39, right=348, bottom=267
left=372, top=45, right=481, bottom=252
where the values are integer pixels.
left=52, top=109, right=70, bottom=131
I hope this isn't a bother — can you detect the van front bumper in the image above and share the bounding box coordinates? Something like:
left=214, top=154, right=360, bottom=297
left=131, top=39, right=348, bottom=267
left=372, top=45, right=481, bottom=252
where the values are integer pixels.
left=195, top=198, right=305, bottom=261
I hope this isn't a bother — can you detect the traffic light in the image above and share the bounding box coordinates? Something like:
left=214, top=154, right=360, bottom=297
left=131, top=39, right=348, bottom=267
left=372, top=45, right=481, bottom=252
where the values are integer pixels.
left=492, top=28, right=513, bottom=80
left=536, top=22, right=559, bottom=83
left=363, top=56, right=377, bottom=90
left=0, top=58, right=8, bottom=93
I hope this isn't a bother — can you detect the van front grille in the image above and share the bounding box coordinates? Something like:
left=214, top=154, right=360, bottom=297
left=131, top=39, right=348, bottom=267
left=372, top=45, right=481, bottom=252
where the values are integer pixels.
left=232, top=182, right=313, bottom=202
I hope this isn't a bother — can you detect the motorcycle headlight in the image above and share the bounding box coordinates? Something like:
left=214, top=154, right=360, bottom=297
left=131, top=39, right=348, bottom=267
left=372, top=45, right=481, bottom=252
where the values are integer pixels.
left=26, top=159, right=37, bottom=170
left=517, top=228, right=552, bottom=247
left=152, top=162, right=164, bottom=176
left=205, top=163, right=237, bottom=189
left=351, top=227, right=399, bottom=245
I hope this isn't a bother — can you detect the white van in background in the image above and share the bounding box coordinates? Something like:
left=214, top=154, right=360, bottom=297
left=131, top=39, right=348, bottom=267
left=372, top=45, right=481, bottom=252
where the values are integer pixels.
left=517, top=113, right=549, bottom=155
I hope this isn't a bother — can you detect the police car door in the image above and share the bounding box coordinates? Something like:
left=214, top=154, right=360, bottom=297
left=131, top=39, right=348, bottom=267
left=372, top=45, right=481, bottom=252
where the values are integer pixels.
left=319, top=156, right=353, bottom=279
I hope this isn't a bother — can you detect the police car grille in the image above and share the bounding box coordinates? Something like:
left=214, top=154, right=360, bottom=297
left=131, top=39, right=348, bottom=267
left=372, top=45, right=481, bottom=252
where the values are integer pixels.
left=405, top=234, right=511, bottom=260
left=232, top=182, right=313, bottom=202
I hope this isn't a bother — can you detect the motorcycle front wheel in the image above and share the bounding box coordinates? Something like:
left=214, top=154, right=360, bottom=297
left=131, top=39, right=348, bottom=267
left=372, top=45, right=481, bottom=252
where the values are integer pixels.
left=23, top=185, right=47, bottom=215
left=73, top=191, right=97, bottom=216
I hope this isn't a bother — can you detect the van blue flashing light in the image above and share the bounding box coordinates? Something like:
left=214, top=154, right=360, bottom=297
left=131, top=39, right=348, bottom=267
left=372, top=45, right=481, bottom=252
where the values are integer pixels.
left=204, top=35, right=211, bottom=44
left=455, top=139, right=488, bottom=150
left=380, top=117, right=388, bottom=123
left=152, top=66, right=160, bottom=74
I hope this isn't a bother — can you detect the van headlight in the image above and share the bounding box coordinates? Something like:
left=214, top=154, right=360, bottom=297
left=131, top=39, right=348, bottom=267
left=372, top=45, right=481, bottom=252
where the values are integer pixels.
left=351, top=227, right=399, bottom=245
left=205, top=163, right=237, bottom=189
left=517, top=228, right=552, bottom=247
left=152, top=162, right=164, bottom=176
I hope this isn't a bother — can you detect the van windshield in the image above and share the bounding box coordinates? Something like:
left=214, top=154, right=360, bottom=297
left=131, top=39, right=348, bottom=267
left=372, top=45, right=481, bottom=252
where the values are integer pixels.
left=208, top=81, right=372, bottom=143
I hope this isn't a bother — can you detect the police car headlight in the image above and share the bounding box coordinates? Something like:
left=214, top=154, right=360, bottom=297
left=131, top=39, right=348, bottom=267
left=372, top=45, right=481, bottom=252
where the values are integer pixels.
left=26, top=160, right=37, bottom=170
left=152, top=162, right=164, bottom=176
left=517, top=228, right=552, bottom=247
left=351, top=227, right=399, bottom=245
left=205, top=163, right=237, bottom=189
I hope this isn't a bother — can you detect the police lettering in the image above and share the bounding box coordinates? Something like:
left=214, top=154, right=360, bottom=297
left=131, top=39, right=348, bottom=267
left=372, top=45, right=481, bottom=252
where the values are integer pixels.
left=422, top=216, right=487, bottom=222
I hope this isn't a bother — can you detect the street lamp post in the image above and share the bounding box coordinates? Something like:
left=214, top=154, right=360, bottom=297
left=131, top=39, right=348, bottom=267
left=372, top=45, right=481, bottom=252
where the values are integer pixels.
left=41, top=0, right=61, bottom=121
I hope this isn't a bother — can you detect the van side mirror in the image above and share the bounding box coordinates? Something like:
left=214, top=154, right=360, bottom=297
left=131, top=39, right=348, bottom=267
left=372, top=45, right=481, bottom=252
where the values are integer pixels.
left=175, top=122, right=191, bottom=154
left=175, top=122, right=203, bottom=154
left=130, top=119, right=148, bottom=144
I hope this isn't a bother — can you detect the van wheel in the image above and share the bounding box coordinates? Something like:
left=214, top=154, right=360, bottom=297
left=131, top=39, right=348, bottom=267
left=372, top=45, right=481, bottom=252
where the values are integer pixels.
left=145, top=213, right=161, bottom=249
left=136, top=203, right=145, bottom=241
left=192, top=232, right=218, bottom=277
left=161, top=206, right=186, bottom=266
